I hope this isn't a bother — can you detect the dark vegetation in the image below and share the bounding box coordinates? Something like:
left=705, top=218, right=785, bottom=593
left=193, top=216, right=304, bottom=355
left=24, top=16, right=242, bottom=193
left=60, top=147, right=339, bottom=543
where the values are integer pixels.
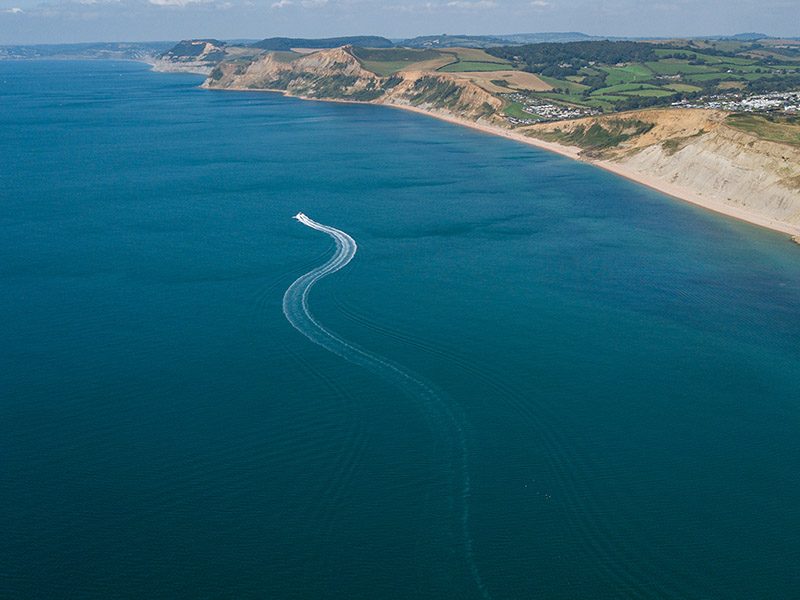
left=409, top=76, right=463, bottom=108
left=487, top=41, right=658, bottom=77
left=350, top=47, right=440, bottom=62
left=725, top=113, right=800, bottom=146
left=160, top=40, right=229, bottom=63
left=190, top=36, right=800, bottom=121
left=165, top=39, right=226, bottom=57
left=486, top=39, right=800, bottom=113
left=540, top=119, right=654, bottom=153
left=746, top=73, right=800, bottom=93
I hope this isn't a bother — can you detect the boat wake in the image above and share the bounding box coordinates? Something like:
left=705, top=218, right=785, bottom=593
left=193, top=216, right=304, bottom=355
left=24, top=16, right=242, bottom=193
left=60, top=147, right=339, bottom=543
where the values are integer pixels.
left=283, top=212, right=490, bottom=599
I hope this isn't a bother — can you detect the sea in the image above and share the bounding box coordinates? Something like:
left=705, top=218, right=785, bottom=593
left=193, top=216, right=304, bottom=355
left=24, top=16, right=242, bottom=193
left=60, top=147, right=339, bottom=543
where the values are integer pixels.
left=2, top=59, right=799, bottom=599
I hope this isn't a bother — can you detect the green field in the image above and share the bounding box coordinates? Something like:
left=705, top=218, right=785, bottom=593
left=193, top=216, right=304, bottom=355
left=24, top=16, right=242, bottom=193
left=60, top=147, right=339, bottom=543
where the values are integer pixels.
left=536, top=91, right=589, bottom=105
left=583, top=98, right=616, bottom=111
left=653, top=48, right=758, bottom=66
left=503, top=101, right=543, bottom=120
left=684, top=72, right=731, bottom=82
left=357, top=61, right=412, bottom=76
left=644, top=60, right=719, bottom=75
left=350, top=46, right=516, bottom=75
left=599, top=64, right=653, bottom=85
left=432, top=47, right=512, bottom=72
left=480, top=38, right=800, bottom=114
left=351, top=47, right=447, bottom=75
left=344, top=39, right=800, bottom=117
left=664, top=83, right=703, bottom=92
left=446, top=47, right=512, bottom=64
left=352, top=47, right=441, bottom=62
left=726, top=114, right=800, bottom=146
left=739, top=72, right=772, bottom=81
left=620, top=88, right=676, bottom=97
left=588, top=94, right=630, bottom=103
left=268, top=51, right=302, bottom=63
left=438, top=60, right=511, bottom=72
left=681, top=71, right=778, bottom=83
left=538, top=75, right=589, bottom=93
left=591, top=83, right=662, bottom=95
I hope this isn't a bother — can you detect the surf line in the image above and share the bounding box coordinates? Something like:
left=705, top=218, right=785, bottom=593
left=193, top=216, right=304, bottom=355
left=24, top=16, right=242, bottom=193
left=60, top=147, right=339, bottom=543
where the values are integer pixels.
left=283, top=212, right=490, bottom=600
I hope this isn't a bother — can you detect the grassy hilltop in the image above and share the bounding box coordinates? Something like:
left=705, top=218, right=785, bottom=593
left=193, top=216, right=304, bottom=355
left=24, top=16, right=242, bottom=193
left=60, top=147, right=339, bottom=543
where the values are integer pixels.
left=151, top=35, right=800, bottom=236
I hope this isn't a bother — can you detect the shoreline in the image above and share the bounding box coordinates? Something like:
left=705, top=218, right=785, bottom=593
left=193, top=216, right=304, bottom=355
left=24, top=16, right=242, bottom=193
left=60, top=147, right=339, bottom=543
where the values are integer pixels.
left=205, top=83, right=800, bottom=239
left=389, top=104, right=800, bottom=238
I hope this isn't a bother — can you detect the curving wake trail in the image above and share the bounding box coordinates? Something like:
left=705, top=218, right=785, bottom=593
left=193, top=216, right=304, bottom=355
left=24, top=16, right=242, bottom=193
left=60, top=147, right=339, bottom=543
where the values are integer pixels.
left=283, top=212, right=490, bottom=600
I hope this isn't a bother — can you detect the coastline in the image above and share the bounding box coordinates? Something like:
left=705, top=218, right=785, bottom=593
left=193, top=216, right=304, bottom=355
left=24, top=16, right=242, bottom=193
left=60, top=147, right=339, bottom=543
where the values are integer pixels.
left=389, top=104, right=800, bottom=238
left=205, top=84, right=800, bottom=239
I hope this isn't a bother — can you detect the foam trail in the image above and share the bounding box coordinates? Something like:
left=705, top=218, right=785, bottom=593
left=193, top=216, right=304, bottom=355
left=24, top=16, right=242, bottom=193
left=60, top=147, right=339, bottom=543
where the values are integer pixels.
left=283, top=212, right=490, bottom=600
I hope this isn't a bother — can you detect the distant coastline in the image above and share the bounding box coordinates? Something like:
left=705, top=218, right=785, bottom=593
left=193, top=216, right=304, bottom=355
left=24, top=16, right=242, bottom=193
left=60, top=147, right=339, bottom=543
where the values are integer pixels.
left=202, top=82, right=800, bottom=239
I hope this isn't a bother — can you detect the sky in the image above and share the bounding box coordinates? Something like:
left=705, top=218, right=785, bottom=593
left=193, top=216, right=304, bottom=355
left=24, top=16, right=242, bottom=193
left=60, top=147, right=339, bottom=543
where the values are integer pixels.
left=1, top=0, right=798, bottom=45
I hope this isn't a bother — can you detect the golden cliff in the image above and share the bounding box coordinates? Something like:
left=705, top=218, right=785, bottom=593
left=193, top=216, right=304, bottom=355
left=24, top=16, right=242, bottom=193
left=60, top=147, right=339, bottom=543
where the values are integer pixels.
left=524, top=110, right=800, bottom=235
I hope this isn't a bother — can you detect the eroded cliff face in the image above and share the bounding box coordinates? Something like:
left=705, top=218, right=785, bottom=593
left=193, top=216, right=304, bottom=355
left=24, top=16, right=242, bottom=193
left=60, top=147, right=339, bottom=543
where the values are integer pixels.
left=379, top=71, right=502, bottom=120
left=617, top=123, right=800, bottom=229
left=152, top=40, right=229, bottom=75
left=525, top=109, right=800, bottom=232
left=203, top=47, right=502, bottom=121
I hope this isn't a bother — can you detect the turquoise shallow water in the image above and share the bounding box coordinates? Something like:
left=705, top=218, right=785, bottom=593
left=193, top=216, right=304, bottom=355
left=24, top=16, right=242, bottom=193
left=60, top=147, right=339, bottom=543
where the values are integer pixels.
left=1, top=60, right=800, bottom=599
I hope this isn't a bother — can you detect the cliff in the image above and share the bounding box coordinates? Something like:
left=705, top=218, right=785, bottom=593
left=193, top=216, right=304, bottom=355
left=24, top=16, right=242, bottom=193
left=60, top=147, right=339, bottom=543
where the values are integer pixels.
left=524, top=110, right=800, bottom=234
left=203, top=46, right=502, bottom=122
left=151, top=39, right=265, bottom=75
left=151, top=39, right=229, bottom=75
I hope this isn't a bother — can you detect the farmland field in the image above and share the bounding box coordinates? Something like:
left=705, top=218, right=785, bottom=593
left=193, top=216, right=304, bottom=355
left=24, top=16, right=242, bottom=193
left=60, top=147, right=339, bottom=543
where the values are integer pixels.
left=664, top=83, right=703, bottom=92
left=438, top=60, right=513, bottom=72
left=600, top=64, right=653, bottom=85
left=445, top=47, right=512, bottom=64
left=346, top=39, right=800, bottom=117
left=351, top=47, right=452, bottom=75
left=538, top=75, right=589, bottom=93
left=591, top=83, right=662, bottom=94
left=502, top=101, right=543, bottom=120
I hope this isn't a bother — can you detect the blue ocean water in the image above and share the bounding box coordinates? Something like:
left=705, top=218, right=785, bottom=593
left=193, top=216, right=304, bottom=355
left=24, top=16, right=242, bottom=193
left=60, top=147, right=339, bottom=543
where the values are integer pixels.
left=1, top=60, right=799, bottom=599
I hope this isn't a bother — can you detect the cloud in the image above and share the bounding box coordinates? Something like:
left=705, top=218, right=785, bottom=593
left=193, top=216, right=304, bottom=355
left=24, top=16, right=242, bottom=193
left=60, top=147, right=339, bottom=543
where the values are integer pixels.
left=446, top=0, right=497, bottom=8
left=530, top=0, right=549, bottom=6
left=271, top=0, right=328, bottom=8
left=384, top=0, right=499, bottom=13
left=148, top=0, right=208, bottom=6
left=2, top=6, right=23, bottom=12
left=383, top=1, right=436, bottom=11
